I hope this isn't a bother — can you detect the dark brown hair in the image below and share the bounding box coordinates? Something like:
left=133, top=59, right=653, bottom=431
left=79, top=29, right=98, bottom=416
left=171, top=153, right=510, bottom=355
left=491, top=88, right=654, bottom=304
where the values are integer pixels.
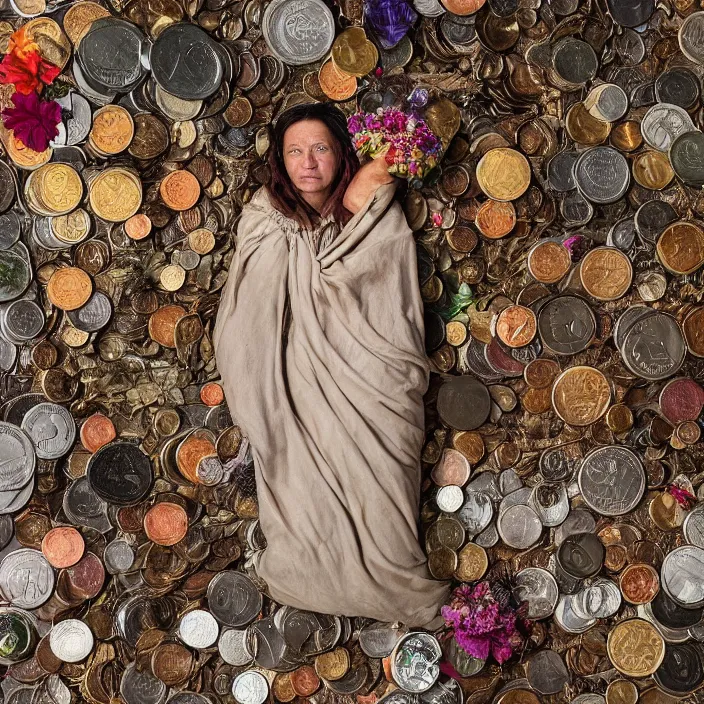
left=266, top=102, right=360, bottom=229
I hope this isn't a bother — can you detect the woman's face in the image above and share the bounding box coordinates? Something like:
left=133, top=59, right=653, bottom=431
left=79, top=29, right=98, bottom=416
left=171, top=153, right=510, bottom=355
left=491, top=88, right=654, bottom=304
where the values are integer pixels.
left=282, top=119, right=339, bottom=205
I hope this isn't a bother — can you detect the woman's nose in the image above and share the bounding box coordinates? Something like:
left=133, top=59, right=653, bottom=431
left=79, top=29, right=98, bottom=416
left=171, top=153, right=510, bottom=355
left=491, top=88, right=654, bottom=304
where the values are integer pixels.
left=303, top=152, right=317, bottom=168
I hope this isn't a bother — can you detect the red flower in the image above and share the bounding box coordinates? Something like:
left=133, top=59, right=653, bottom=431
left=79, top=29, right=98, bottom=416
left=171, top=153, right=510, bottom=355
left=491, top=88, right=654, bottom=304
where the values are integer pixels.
left=0, top=49, right=60, bottom=94
left=2, top=91, right=61, bottom=152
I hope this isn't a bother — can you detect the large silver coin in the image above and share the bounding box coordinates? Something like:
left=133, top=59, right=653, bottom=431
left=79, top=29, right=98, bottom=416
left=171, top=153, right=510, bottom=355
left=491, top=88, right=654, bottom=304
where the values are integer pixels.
left=50, top=620, right=94, bottom=663
left=554, top=594, right=596, bottom=634
left=21, top=403, right=76, bottom=460
left=0, top=245, right=31, bottom=303
left=679, top=11, right=704, bottom=64
left=497, top=504, right=542, bottom=550
left=641, top=103, right=696, bottom=152
left=513, top=568, right=559, bottom=620
left=390, top=632, right=441, bottom=693
left=231, top=670, right=269, bottom=704
left=207, top=570, right=263, bottom=627
left=218, top=629, right=253, bottom=666
left=572, top=579, right=621, bottom=619
left=537, top=295, right=596, bottom=356
left=0, top=422, right=35, bottom=491
left=683, top=504, right=704, bottom=549
left=578, top=446, right=645, bottom=516
left=120, top=662, right=167, bottom=704
left=262, top=0, right=335, bottom=66
left=662, top=546, right=704, bottom=608
left=620, top=311, right=685, bottom=381
left=0, top=548, right=54, bottom=609
left=456, top=490, right=493, bottom=536
left=573, top=146, right=630, bottom=204
left=179, top=609, right=219, bottom=649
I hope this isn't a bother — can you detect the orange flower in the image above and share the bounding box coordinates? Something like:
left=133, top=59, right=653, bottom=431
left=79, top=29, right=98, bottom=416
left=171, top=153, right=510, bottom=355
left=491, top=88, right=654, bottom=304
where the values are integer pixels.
left=0, top=50, right=60, bottom=94
left=6, top=26, right=39, bottom=62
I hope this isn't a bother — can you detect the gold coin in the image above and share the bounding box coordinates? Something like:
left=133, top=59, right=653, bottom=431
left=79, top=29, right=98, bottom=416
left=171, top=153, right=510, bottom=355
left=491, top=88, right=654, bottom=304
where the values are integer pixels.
left=455, top=543, right=488, bottom=581
left=314, top=647, right=350, bottom=681
left=551, top=365, right=611, bottom=426
left=60, top=323, right=90, bottom=348
left=318, top=58, right=357, bottom=101
left=160, top=264, right=186, bottom=292
left=565, top=102, right=611, bottom=145
left=89, top=168, right=142, bottom=222
left=607, top=618, right=665, bottom=678
left=12, top=0, right=46, bottom=16
left=424, top=98, right=461, bottom=150
left=476, top=148, right=531, bottom=201
left=605, top=404, right=633, bottom=433
left=331, top=27, right=378, bottom=77
left=188, top=228, right=215, bottom=255
left=445, top=320, right=467, bottom=346
left=427, top=546, right=458, bottom=580
left=606, top=680, right=638, bottom=704
left=62, top=1, right=110, bottom=46
left=47, top=267, right=93, bottom=311
left=610, top=121, right=642, bottom=152
left=5, top=131, right=51, bottom=170
left=579, top=246, right=632, bottom=301
left=656, top=221, right=704, bottom=275
left=89, top=105, right=135, bottom=155
left=648, top=492, right=685, bottom=531
left=26, top=163, right=83, bottom=216
left=632, top=150, right=674, bottom=190
left=23, top=18, right=71, bottom=68
left=51, top=209, right=91, bottom=244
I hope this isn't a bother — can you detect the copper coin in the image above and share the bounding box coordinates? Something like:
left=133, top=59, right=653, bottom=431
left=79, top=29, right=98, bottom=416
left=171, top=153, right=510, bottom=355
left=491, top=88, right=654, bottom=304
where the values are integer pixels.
left=151, top=642, right=193, bottom=687
left=524, top=358, right=560, bottom=389
left=124, top=214, right=152, bottom=240
left=659, top=377, right=704, bottom=424
left=604, top=544, right=628, bottom=573
left=610, top=121, right=642, bottom=152
left=527, top=241, right=571, bottom=283
left=552, top=366, right=611, bottom=426
left=677, top=420, right=701, bottom=445
left=656, top=221, right=704, bottom=275
left=16, top=512, right=51, bottom=549
left=144, top=502, right=189, bottom=546
left=290, top=665, right=320, bottom=696
left=224, top=96, right=254, bottom=128
left=497, top=692, right=541, bottom=704
left=620, top=563, right=660, bottom=605
left=42, top=526, right=85, bottom=568
left=683, top=307, right=704, bottom=357
left=31, top=340, right=58, bottom=370
left=441, top=165, right=470, bottom=198
left=579, top=247, right=633, bottom=301
left=80, top=413, right=116, bottom=453
left=159, top=170, right=201, bottom=211
left=200, top=382, right=224, bottom=406
left=176, top=434, right=217, bottom=484
left=521, top=386, right=552, bottom=414
left=430, top=448, right=470, bottom=486
left=446, top=225, right=478, bottom=253
left=496, top=304, right=537, bottom=347
left=148, top=305, right=187, bottom=348
left=46, top=267, right=93, bottom=311
left=632, top=150, right=674, bottom=190
left=89, top=105, right=134, bottom=155
left=475, top=199, right=516, bottom=239
left=317, top=59, right=357, bottom=101
left=605, top=404, right=633, bottom=433
left=59, top=552, right=105, bottom=600
left=272, top=673, right=296, bottom=702
left=452, top=431, right=484, bottom=463
left=440, top=0, right=485, bottom=15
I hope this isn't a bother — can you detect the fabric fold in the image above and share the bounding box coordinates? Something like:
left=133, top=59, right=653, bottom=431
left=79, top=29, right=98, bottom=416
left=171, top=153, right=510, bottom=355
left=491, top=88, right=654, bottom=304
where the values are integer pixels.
left=214, top=181, right=450, bottom=628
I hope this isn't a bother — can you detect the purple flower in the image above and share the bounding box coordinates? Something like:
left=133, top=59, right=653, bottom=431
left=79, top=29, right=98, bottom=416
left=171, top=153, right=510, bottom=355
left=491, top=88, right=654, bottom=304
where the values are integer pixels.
left=1, top=90, right=61, bottom=152
left=441, top=581, right=526, bottom=665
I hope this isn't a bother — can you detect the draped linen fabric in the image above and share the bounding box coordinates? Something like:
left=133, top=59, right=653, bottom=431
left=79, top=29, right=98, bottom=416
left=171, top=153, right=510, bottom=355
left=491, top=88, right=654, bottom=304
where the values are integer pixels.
left=213, top=180, right=451, bottom=628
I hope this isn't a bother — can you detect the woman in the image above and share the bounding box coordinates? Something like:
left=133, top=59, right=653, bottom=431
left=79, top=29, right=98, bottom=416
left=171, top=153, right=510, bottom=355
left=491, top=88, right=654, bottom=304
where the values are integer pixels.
left=213, top=102, right=451, bottom=629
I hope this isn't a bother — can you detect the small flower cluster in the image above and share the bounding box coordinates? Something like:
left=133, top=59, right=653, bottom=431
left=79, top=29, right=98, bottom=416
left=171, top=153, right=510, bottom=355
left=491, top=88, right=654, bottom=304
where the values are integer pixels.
left=347, top=106, right=443, bottom=187
left=0, top=26, right=62, bottom=152
left=440, top=581, right=525, bottom=664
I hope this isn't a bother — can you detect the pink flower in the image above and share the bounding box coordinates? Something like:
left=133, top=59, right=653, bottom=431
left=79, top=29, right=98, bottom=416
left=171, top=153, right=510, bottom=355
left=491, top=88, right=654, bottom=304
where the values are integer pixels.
left=1, top=90, right=61, bottom=152
left=431, top=211, right=443, bottom=226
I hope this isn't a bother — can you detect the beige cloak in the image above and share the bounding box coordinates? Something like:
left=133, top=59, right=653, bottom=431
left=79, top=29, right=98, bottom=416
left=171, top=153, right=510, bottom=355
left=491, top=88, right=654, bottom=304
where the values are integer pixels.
left=213, top=180, right=450, bottom=628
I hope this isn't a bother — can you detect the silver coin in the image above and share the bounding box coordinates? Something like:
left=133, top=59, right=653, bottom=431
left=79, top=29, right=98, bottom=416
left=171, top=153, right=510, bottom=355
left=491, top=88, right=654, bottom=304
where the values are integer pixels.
left=572, top=579, right=621, bottom=619
left=573, top=146, right=630, bottom=204
left=466, top=471, right=501, bottom=501
left=498, top=486, right=532, bottom=513
left=554, top=593, right=596, bottom=634
left=50, top=620, right=94, bottom=663
left=2, top=299, right=44, bottom=342
left=444, top=637, right=484, bottom=677
left=683, top=504, right=704, bottom=549
left=0, top=548, right=54, bottom=608
left=0, top=476, right=33, bottom=515
left=578, top=445, right=645, bottom=516
left=662, top=545, right=704, bottom=608
left=473, top=523, right=499, bottom=548
left=63, top=476, right=111, bottom=533
left=513, top=567, right=559, bottom=619
left=641, top=103, right=696, bottom=152
left=456, top=490, right=493, bottom=536
left=588, top=83, right=628, bottom=122
left=607, top=217, right=637, bottom=251
left=547, top=150, right=578, bottom=192
left=679, top=11, right=704, bottom=64
left=391, top=632, right=441, bottom=694
left=231, top=670, right=269, bottom=704
left=497, top=504, right=542, bottom=550
left=0, top=421, right=35, bottom=491
left=540, top=447, right=576, bottom=482
left=413, top=0, right=446, bottom=16
left=21, top=402, right=76, bottom=460
left=0, top=245, right=31, bottom=302
left=560, top=190, right=594, bottom=224
left=179, top=609, right=219, bottom=649
left=621, top=311, right=685, bottom=381
left=207, top=570, right=262, bottom=627
left=571, top=696, right=605, bottom=704
left=526, top=649, right=570, bottom=695
left=613, top=305, right=652, bottom=350
left=262, top=0, right=335, bottom=66
left=537, top=295, right=596, bottom=356
left=218, top=629, right=253, bottom=666
left=120, top=662, right=167, bottom=704
left=67, top=291, right=112, bottom=333
left=436, top=485, right=464, bottom=513
left=360, top=621, right=406, bottom=657
left=0, top=211, right=21, bottom=251
left=104, top=539, right=135, bottom=574
left=0, top=336, right=16, bottom=372
left=530, top=482, right=569, bottom=527
left=554, top=508, right=596, bottom=546
left=167, top=694, right=212, bottom=704
left=634, top=199, right=678, bottom=244
left=498, top=469, right=522, bottom=496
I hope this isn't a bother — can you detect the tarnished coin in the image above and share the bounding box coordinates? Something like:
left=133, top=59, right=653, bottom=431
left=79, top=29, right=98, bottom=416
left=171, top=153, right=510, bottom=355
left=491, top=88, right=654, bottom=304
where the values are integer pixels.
left=537, top=296, right=595, bottom=356
left=557, top=532, right=605, bottom=579
left=513, top=568, right=559, bottom=619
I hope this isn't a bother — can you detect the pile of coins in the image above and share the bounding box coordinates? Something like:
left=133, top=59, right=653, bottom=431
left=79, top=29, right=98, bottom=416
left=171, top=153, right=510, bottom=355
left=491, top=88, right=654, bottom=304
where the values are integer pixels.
left=3, top=0, right=704, bottom=701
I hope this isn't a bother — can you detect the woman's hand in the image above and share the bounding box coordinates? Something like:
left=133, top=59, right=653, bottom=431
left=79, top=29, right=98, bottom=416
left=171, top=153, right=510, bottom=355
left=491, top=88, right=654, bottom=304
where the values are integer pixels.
left=343, top=154, right=395, bottom=214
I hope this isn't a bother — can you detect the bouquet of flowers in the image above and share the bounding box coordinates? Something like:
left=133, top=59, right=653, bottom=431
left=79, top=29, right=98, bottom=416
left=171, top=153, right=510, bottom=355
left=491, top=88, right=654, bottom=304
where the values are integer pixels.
left=347, top=105, right=443, bottom=188
left=437, top=581, right=527, bottom=665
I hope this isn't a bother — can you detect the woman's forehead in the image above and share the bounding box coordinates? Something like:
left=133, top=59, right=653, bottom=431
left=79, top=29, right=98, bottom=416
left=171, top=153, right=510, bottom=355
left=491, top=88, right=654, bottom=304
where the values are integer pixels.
left=283, top=119, right=334, bottom=144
